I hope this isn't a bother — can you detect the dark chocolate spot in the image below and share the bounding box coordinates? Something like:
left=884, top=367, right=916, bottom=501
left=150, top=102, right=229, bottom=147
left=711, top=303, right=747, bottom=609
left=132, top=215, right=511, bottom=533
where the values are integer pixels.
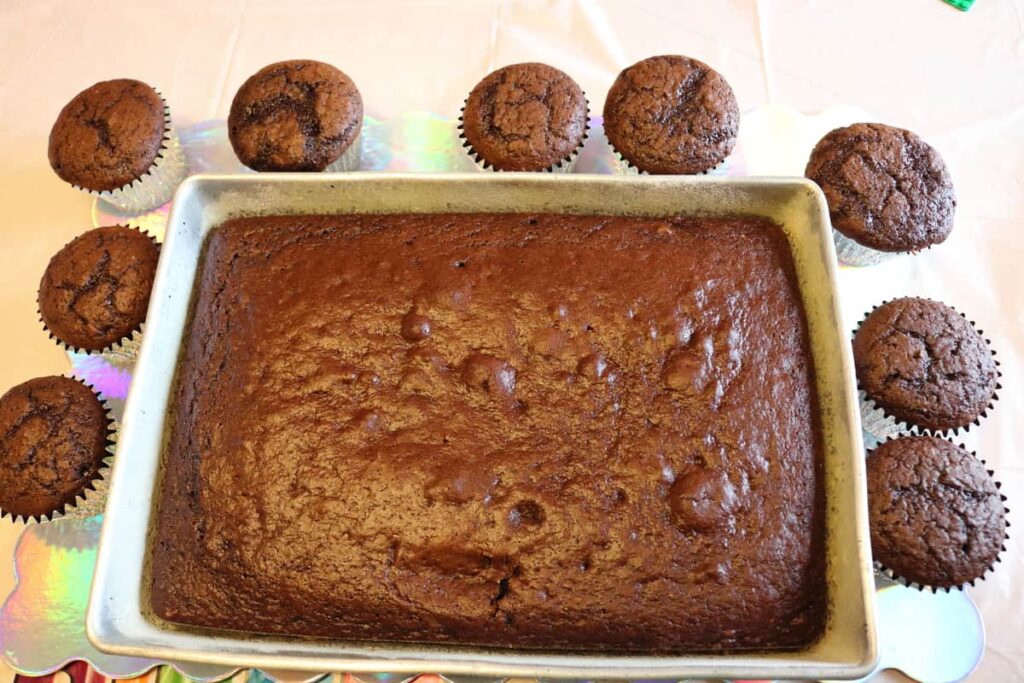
left=509, top=499, right=545, bottom=527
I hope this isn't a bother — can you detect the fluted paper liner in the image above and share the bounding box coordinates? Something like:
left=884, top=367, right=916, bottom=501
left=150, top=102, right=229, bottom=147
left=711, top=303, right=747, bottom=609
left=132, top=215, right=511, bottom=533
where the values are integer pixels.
left=870, top=436, right=1010, bottom=594
left=73, top=92, right=188, bottom=214
left=38, top=226, right=158, bottom=359
left=852, top=298, right=1001, bottom=439
left=457, top=97, right=590, bottom=173
left=0, top=377, right=116, bottom=524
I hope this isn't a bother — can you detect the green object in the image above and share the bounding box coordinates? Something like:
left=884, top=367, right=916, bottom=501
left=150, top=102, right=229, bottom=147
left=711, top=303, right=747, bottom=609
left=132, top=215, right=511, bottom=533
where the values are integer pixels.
left=943, top=0, right=975, bottom=10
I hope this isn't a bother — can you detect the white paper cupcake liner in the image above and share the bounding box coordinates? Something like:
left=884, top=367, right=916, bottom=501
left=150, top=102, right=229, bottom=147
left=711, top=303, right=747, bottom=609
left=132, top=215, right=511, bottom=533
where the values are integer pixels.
left=607, top=143, right=728, bottom=177
left=90, top=98, right=188, bottom=214
left=468, top=149, right=582, bottom=173
left=833, top=229, right=902, bottom=267
left=609, top=148, right=641, bottom=176
left=59, top=423, right=116, bottom=521
left=858, top=389, right=911, bottom=441
left=324, top=132, right=363, bottom=172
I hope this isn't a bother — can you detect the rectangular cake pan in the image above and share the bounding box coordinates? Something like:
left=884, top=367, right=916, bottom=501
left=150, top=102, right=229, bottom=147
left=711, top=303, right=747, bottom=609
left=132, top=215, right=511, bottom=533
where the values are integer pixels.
left=87, top=173, right=877, bottom=680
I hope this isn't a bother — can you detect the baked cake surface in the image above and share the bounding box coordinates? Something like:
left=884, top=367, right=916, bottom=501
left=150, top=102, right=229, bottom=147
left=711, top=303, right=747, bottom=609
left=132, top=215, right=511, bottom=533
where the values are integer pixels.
left=151, top=212, right=825, bottom=652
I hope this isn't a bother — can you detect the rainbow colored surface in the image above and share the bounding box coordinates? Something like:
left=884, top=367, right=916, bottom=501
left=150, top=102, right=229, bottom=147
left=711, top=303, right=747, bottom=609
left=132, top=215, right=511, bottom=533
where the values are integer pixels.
left=2, top=109, right=867, bottom=682
left=14, top=666, right=440, bottom=683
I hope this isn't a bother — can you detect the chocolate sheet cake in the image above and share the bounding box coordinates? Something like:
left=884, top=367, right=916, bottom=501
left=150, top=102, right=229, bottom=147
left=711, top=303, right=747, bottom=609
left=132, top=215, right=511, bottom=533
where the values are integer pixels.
left=150, top=212, right=826, bottom=652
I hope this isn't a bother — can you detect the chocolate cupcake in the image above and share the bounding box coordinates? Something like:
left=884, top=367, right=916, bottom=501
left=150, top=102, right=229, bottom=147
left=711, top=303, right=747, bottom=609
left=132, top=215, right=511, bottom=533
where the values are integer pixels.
left=228, top=60, right=363, bottom=172
left=805, top=123, right=956, bottom=266
left=853, top=298, right=999, bottom=437
left=867, top=436, right=1008, bottom=590
left=603, top=55, right=739, bottom=175
left=459, top=63, right=589, bottom=172
left=38, top=226, right=159, bottom=353
left=48, top=79, right=187, bottom=213
left=0, top=376, right=114, bottom=523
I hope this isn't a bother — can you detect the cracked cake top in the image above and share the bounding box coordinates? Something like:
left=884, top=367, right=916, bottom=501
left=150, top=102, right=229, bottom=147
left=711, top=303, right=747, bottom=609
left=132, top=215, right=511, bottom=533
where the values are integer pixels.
left=37, top=226, right=159, bottom=352
left=0, top=376, right=110, bottom=521
left=48, top=79, right=167, bottom=192
left=805, top=123, right=956, bottom=252
left=867, top=435, right=1006, bottom=588
left=853, top=297, right=998, bottom=432
left=228, top=60, right=363, bottom=172
left=603, top=55, right=739, bottom=175
left=461, top=63, right=588, bottom=172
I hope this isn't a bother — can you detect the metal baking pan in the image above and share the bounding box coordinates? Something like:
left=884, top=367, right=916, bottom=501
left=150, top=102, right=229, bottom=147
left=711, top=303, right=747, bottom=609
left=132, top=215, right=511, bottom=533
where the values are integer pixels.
left=87, top=173, right=877, bottom=680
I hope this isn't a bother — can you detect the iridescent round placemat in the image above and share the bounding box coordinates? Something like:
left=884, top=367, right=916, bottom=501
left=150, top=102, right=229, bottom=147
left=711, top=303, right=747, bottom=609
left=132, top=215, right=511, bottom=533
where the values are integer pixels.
left=0, top=108, right=978, bottom=683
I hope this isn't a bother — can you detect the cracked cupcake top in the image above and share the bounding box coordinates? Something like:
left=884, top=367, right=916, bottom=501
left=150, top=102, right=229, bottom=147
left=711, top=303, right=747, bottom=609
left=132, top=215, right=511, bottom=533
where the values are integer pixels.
left=228, top=60, right=363, bottom=172
left=805, top=123, right=956, bottom=252
left=867, top=436, right=1005, bottom=588
left=853, top=297, right=998, bottom=432
left=0, top=376, right=110, bottom=520
left=461, top=63, right=588, bottom=171
left=38, top=226, right=159, bottom=352
left=603, top=55, right=739, bottom=175
left=48, top=79, right=167, bottom=193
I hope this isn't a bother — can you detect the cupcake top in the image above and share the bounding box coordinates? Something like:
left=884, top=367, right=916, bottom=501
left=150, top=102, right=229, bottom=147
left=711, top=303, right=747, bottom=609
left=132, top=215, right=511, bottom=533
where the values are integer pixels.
left=867, top=436, right=1006, bottom=589
left=228, top=60, right=363, bottom=172
left=603, top=55, right=739, bottom=174
left=853, top=297, right=998, bottom=433
left=805, top=123, right=956, bottom=252
left=38, top=226, right=159, bottom=352
left=461, top=63, right=588, bottom=171
left=0, top=376, right=110, bottom=521
left=48, top=79, right=167, bottom=193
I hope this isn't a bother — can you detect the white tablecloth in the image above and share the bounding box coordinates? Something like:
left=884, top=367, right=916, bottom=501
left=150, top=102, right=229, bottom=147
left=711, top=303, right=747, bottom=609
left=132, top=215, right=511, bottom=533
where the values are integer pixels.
left=0, top=1, right=1021, bottom=681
